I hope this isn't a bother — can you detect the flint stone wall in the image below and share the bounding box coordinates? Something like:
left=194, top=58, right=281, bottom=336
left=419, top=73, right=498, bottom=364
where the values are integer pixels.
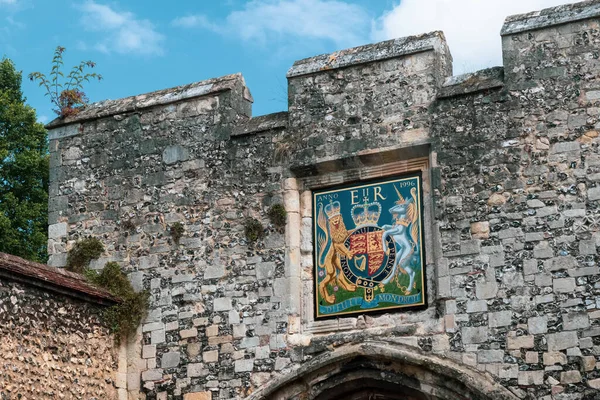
left=45, top=1, right=600, bottom=399
left=0, top=278, right=117, bottom=399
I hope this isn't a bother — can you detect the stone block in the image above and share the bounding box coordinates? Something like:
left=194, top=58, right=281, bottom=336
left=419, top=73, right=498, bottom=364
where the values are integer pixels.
left=204, top=263, right=226, bottom=280
left=525, top=232, right=544, bottom=242
left=553, top=278, right=576, bottom=293
left=233, top=324, right=246, bottom=339
left=551, top=141, right=580, bottom=153
left=203, top=350, right=219, bottom=363
left=228, top=310, right=241, bottom=324
left=187, top=363, right=207, bottom=378
left=466, top=300, right=487, bottom=313
left=528, top=316, right=548, bottom=335
left=547, top=331, right=578, bottom=351
left=533, top=241, right=553, bottom=259
left=582, top=355, right=596, bottom=371
left=462, top=326, right=488, bottom=344
left=240, top=336, right=260, bottom=349
left=206, top=325, right=218, bottom=337
left=478, top=350, right=504, bottom=363
left=142, top=369, right=163, bottom=382
left=213, top=297, right=233, bottom=311
left=498, top=228, right=522, bottom=240
left=255, top=345, right=270, bottom=359
left=143, top=322, right=164, bottom=332
left=48, top=222, right=68, bottom=239
left=142, top=345, right=156, bottom=359
left=234, top=359, right=254, bottom=372
left=129, top=271, right=144, bottom=292
left=523, top=259, right=538, bottom=275
left=470, top=222, right=489, bottom=239
left=180, top=328, right=198, bottom=339
left=518, top=370, right=544, bottom=386
left=187, top=343, right=201, bottom=358
left=165, top=321, right=179, bottom=331
left=489, top=311, right=512, bottom=327
left=589, top=186, right=600, bottom=201
left=161, top=352, right=180, bottom=368
left=563, top=312, right=590, bottom=330
left=274, top=357, right=291, bottom=371
left=151, top=329, right=166, bottom=344
left=525, top=352, right=538, bottom=364
left=183, top=391, right=212, bottom=400
left=499, top=364, right=518, bottom=379
left=256, top=262, right=277, bottom=280
left=547, top=256, right=577, bottom=272
left=579, top=240, right=596, bottom=255
left=163, top=145, right=189, bottom=165
left=460, top=240, right=480, bottom=255
left=588, top=378, right=600, bottom=389
left=507, top=335, right=534, bottom=350
left=560, top=370, right=582, bottom=384
left=476, top=280, right=498, bottom=300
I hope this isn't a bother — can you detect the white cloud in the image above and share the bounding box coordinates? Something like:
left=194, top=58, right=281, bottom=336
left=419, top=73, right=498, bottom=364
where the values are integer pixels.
left=78, top=1, right=164, bottom=56
left=0, top=0, right=17, bottom=5
left=173, top=0, right=369, bottom=48
left=372, top=0, right=581, bottom=75
left=6, top=16, right=25, bottom=29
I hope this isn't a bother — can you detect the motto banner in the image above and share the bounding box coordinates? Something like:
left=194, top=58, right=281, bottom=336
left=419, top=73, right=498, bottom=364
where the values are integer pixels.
left=313, top=173, right=427, bottom=319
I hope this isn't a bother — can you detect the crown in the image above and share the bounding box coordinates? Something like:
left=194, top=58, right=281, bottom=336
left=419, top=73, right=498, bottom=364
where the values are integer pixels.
left=351, top=199, right=381, bottom=227
left=324, top=200, right=341, bottom=218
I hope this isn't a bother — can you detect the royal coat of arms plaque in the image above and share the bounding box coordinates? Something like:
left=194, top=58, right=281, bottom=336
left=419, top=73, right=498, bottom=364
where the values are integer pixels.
left=313, top=173, right=426, bottom=319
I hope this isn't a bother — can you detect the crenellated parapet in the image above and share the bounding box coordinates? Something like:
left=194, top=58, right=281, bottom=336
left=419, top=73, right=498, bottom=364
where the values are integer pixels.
left=44, top=1, right=600, bottom=399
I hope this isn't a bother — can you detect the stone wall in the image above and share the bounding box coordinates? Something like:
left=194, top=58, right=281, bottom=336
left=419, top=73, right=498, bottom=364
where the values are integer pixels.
left=45, top=1, right=600, bottom=399
left=0, top=254, right=118, bottom=399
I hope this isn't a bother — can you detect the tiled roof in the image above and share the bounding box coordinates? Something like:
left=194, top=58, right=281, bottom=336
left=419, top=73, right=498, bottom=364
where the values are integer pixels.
left=0, top=252, right=119, bottom=306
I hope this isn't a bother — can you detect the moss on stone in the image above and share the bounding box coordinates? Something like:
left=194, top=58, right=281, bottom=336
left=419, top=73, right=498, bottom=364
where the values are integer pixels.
left=244, top=218, right=264, bottom=242
left=86, top=262, right=149, bottom=343
left=170, top=222, right=185, bottom=244
left=268, top=204, right=287, bottom=229
left=66, top=238, right=104, bottom=273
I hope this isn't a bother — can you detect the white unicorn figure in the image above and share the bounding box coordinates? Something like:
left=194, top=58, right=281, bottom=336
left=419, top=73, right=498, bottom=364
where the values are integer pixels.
left=381, top=186, right=420, bottom=294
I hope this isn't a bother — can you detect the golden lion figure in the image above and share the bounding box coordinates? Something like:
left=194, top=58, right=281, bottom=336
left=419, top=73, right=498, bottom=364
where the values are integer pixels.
left=317, top=203, right=356, bottom=304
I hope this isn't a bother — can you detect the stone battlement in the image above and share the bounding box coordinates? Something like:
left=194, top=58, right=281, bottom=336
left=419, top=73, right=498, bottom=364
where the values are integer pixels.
left=43, top=0, right=600, bottom=399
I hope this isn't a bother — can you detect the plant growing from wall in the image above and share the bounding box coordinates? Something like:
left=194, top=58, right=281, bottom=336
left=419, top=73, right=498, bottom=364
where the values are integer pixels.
left=244, top=218, right=265, bottom=242
left=67, top=239, right=149, bottom=342
left=121, top=218, right=136, bottom=233
left=85, top=262, right=149, bottom=343
left=28, top=46, right=102, bottom=118
left=170, top=222, right=184, bottom=244
left=268, top=204, right=287, bottom=229
left=66, top=237, right=104, bottom=273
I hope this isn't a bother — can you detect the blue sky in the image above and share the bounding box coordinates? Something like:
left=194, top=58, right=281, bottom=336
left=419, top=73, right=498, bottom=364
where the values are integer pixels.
left=0, top=0, right=579, bottom=123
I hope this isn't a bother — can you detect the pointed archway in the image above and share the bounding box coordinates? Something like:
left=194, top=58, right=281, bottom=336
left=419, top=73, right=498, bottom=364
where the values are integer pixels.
left=247, top=341, right=518, bottom=400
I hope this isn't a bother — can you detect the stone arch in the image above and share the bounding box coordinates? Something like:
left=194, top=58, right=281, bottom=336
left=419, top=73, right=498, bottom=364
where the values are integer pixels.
left=247, top=341, right=517, bottom=400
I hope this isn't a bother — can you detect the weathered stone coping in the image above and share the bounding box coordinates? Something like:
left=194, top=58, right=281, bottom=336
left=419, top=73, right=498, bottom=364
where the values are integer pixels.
left=287, top=31, right=449, bottom=78
left=45, top=73, right=248, bottom=130
left=0, top=252, right=119, bottom=306
left=232, top=111, right=288, bottom=137
left=291, top=143, right=430, bottom=182
left=247, top=341, right=518, bottom=400
left=438, top=67, right=504, bottom=99
left=501, top=0, right=600, bottom=35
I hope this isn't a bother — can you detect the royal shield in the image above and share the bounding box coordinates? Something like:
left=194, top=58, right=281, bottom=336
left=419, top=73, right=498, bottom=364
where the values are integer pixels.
left=349, top=230, right=385, bottom=276
left=342, top=225, right=396, bottom=286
